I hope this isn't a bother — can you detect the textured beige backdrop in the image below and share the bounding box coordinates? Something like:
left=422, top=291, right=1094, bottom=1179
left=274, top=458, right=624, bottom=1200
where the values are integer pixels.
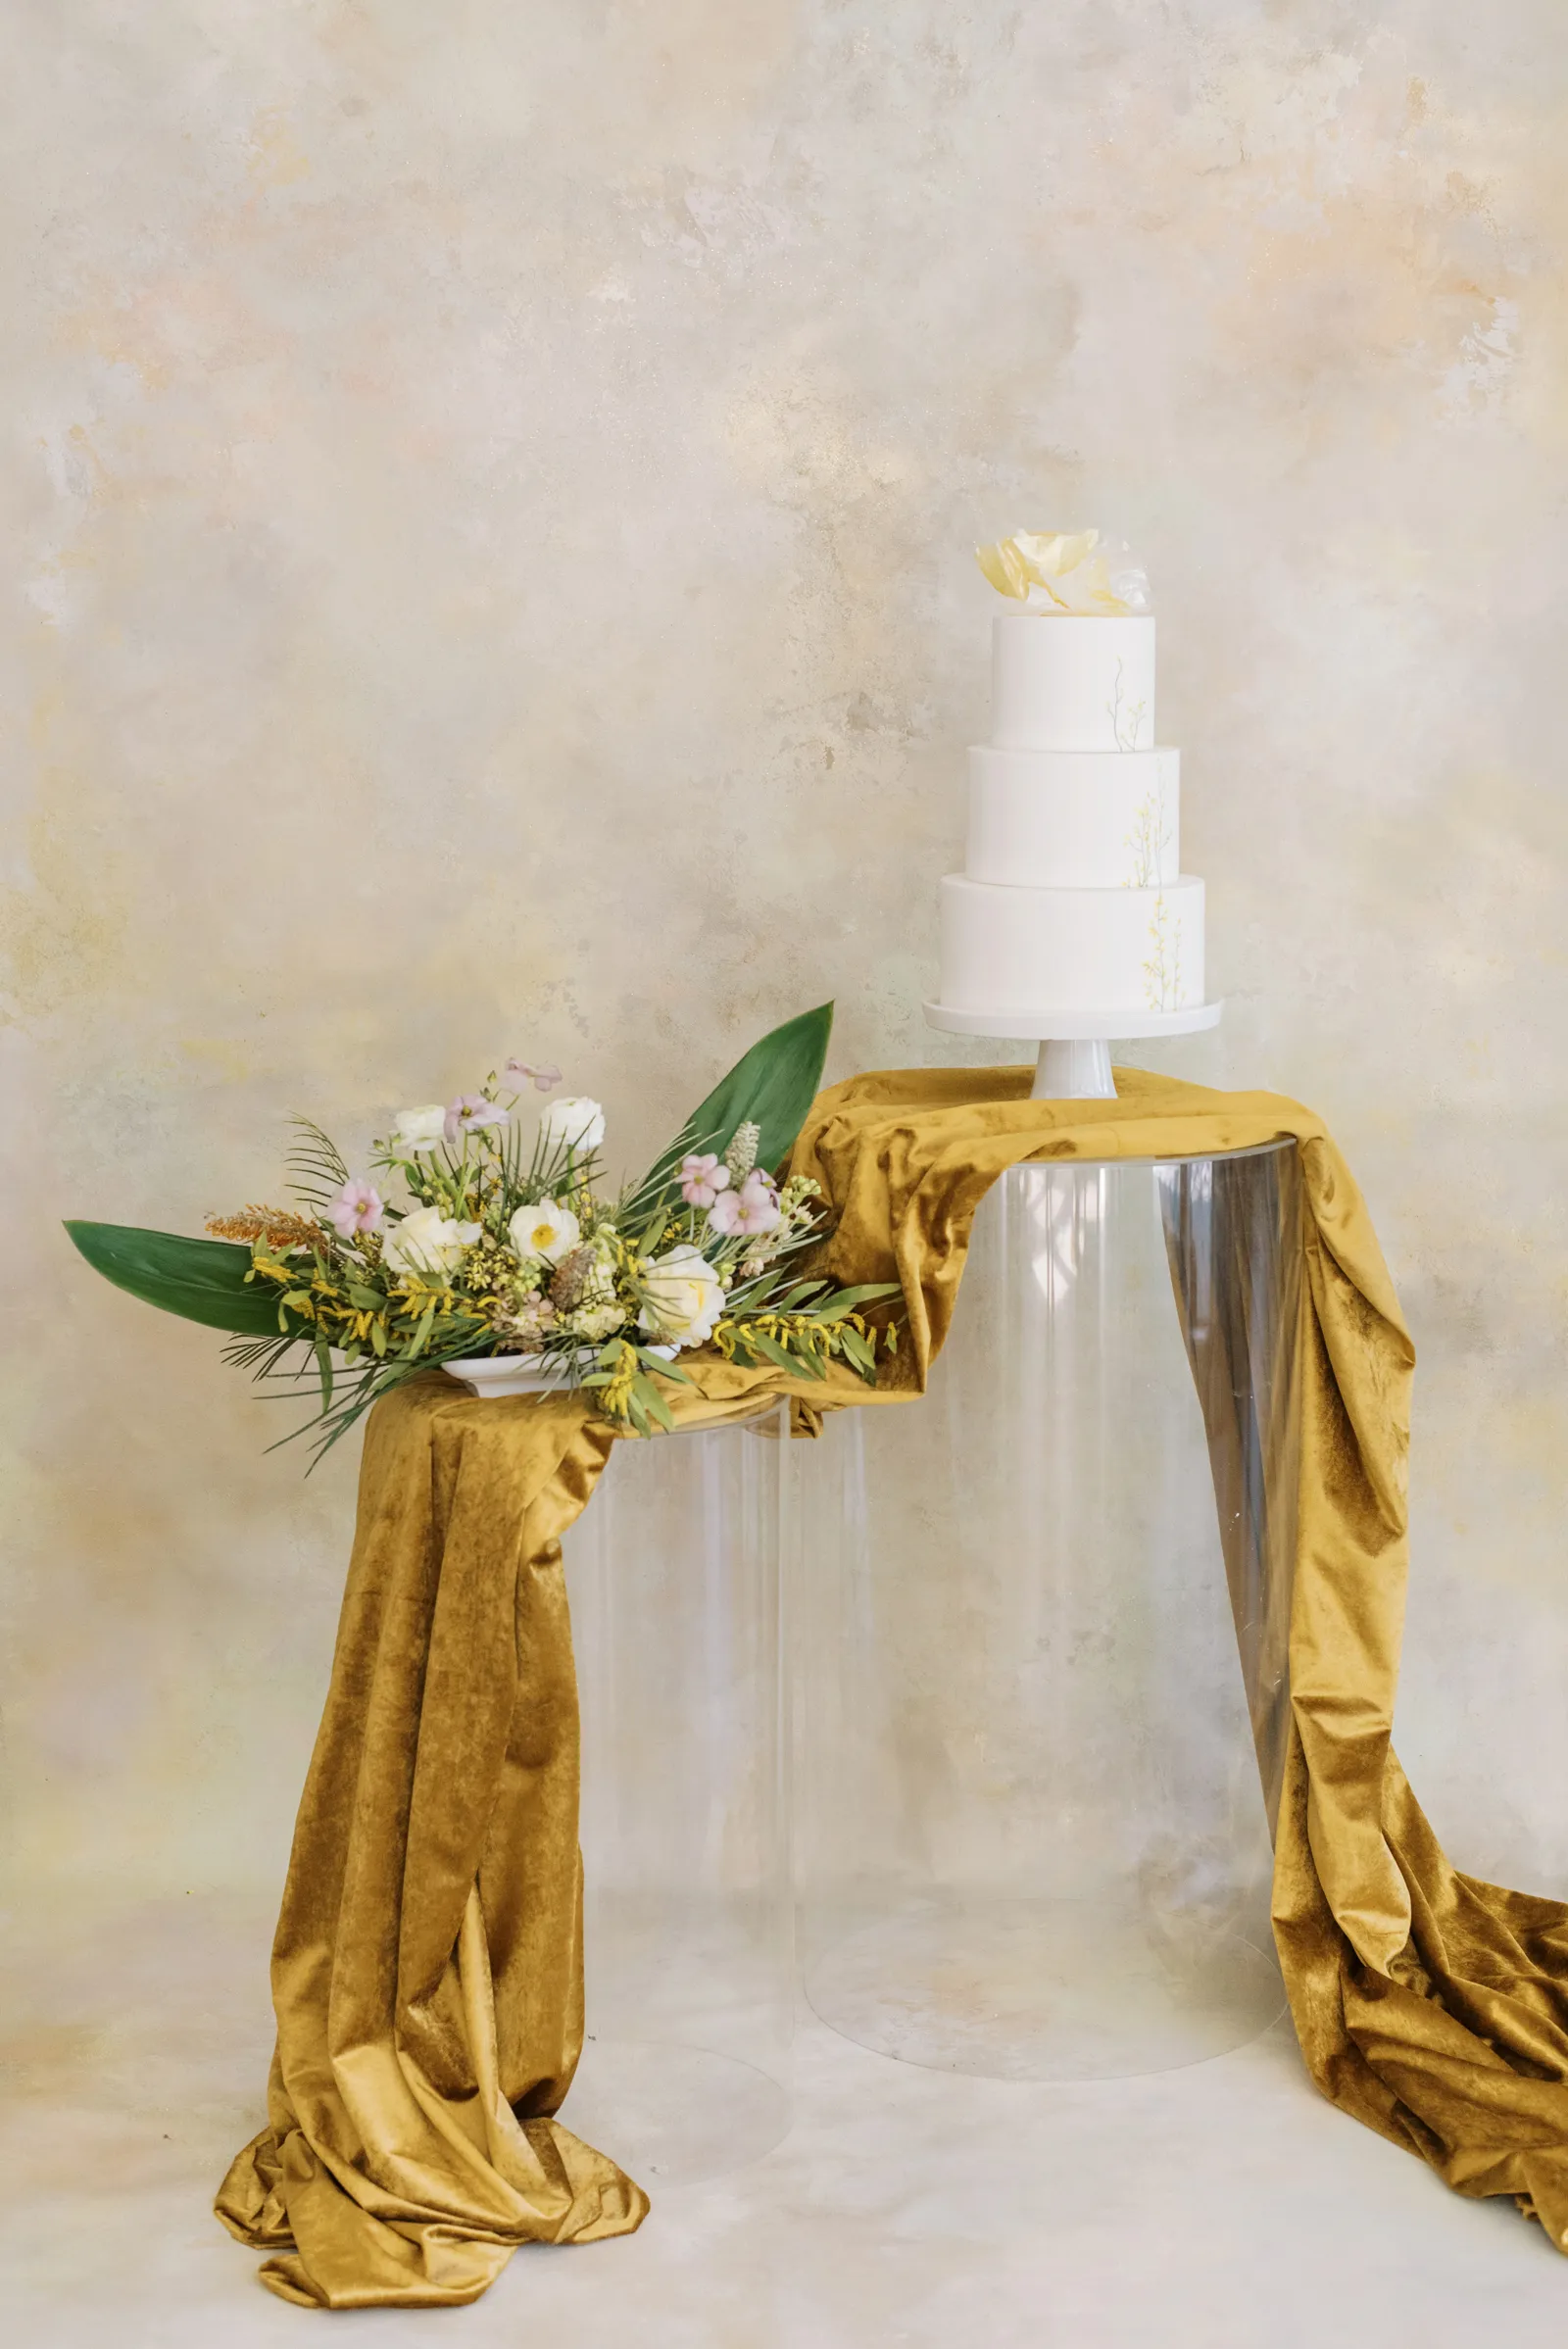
left=3, top=2, right=1565, bottom=1910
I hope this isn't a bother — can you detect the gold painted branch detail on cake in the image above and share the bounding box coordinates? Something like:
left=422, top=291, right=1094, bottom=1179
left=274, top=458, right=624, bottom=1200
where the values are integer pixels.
left=1125, top=769, right=1171, bottom=888
left=1143, top=895, right=1184, bottom=1012
left=1106, top=656, right=1149, bottom=749
left=974, top=528, right=1153, bottom=617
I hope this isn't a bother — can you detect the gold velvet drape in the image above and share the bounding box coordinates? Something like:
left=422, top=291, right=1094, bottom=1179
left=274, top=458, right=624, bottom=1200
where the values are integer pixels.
left=218, top=1068, right=1568, bottom=2306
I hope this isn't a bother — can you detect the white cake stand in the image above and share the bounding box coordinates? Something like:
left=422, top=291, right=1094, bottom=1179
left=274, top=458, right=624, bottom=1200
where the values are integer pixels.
left=923, top=1000, right=1223, bottom=1100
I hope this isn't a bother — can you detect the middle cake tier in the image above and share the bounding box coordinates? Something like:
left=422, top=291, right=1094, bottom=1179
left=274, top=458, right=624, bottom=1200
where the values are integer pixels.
left=966, top=746, right=1180, bottom=889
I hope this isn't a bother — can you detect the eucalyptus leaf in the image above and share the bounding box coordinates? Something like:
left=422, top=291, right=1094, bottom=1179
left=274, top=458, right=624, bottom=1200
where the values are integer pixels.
left=636, top=1378, right=675, bottom=1434
left=777, top=1280, right=829, bottom=1310
left=810, top=1284, right=902, bottom=1324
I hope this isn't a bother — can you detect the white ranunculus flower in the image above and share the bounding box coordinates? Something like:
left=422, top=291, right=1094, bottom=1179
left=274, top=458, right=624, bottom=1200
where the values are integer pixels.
left=509, top=1197, right=581, bottom=1265
left=394, top=1104, right=449, bottom=1152
left=638, top=1244, right=725, bottom=1351
left=384, top=1204, right=482, bottom=1276
left=538, top=1095, right=606, bottom=1156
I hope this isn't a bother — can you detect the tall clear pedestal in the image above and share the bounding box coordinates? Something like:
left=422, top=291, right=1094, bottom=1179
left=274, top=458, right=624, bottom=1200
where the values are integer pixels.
left=559, top=1404, right=792, bottom=2180
left=796, top=1143, right=1302, bottom=2081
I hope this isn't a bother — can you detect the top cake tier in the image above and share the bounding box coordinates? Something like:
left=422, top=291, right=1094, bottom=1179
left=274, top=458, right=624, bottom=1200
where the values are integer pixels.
left=990, top=614, right=1155, bottom=753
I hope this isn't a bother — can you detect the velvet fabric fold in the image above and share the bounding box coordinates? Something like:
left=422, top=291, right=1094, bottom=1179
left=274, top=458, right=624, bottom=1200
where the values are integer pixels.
left=216, top=1389, right=647, bottom=2307
left=790, top=1065, right=1568, bottom=2252
left=219, top=1066, right=1568, bottom=2304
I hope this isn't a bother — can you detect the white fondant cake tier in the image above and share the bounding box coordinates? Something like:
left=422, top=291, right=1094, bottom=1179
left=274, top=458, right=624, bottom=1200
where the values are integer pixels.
left=991, top=614, right=1155, bottom=752
left=938, top=872, right=1205, bottom=1017
left=967, top=745, right=1180, bottom=889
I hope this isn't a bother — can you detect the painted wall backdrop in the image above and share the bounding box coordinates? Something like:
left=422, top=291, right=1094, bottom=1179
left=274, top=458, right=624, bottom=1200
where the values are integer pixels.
left=3, top=1, right=1566, bottom=1905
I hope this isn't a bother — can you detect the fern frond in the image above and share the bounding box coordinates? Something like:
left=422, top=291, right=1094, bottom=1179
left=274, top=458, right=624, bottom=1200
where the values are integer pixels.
left=285, top=1117, right=351, bottom=1211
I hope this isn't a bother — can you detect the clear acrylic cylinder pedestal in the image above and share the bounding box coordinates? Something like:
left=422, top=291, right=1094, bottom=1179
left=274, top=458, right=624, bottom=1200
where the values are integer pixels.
left=558, top=1403, right=792, bottom=2180
left=797, top=1143, right=1302, bottom=2081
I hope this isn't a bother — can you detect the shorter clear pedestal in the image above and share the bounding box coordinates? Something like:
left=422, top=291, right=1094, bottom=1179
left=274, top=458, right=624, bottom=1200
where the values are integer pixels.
left=796, top=1144, right=1301, bottom=2081
left=558, top=1404, right=792, bottom=2181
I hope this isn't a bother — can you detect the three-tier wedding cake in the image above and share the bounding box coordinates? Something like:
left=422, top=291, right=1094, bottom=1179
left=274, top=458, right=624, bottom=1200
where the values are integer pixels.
left=925, top=530, right=1219, bottom=1095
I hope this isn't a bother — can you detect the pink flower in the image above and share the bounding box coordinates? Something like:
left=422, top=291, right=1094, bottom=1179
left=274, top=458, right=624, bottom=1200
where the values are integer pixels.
left=445, top=1095, right=510, bottom=1143
left=707, top=1171, right=780, bottom=1238
left=505, top=1058, right=563, bottom=1094
left=329, top=1178, right=383, bottom=1240
left=679, top=1151, right=731, bottom=1208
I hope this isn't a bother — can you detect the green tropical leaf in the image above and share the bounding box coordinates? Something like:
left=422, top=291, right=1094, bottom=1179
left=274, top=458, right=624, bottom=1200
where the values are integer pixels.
left=636, top=1003, right=833, bottom=1204
left=64, top=1221, right=306, bottom=1338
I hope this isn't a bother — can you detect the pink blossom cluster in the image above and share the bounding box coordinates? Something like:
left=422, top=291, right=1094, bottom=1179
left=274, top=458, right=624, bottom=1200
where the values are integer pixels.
left=504, top=1058, right=563, bottom=1094
left=708, top=1170, right=781, bottom=1238
left=679, top=1152, right=730, bottom=1208
left=329, top=1178, right=383, bottom=1239
left=444, top=1095, right=510, bottom=1144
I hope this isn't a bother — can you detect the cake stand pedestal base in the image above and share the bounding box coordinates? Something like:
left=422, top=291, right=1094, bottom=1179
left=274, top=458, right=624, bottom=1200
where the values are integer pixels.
left=1033, top=1039, right=1114, bottom=1099
left=923, top=1001, right=1224, bottom=1101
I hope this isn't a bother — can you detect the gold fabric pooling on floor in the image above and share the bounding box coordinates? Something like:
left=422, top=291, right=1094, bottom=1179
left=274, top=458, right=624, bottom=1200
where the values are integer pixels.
left=217, top=1067, right=1568, bottom=2306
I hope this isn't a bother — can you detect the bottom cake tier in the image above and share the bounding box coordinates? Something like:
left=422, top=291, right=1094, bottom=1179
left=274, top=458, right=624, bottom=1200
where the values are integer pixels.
left=938, top=872, right=1206, bottom=1018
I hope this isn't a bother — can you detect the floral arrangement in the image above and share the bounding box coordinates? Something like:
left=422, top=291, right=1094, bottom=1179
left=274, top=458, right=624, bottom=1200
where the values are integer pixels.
left=68, top=1005, right=900, bottom=1459
left=974, top=527, right=1152, bottom=616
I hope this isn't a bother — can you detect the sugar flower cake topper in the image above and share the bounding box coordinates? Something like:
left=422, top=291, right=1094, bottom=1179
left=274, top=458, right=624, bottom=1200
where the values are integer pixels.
left=974, top=528, right=1152, bottom=616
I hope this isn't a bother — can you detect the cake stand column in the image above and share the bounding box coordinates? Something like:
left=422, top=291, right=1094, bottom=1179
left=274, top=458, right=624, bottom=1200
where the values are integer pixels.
left=1032, top=1039, right=1114, bottom=1099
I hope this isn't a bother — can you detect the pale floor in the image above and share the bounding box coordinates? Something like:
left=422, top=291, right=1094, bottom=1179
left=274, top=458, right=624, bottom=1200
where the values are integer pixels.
left=3, top=1890, right=1565, bottom=2348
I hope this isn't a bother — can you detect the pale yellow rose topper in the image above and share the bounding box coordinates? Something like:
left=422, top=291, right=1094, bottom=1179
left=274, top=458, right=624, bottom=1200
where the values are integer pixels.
left=974, top=528, right=1152, bottom=615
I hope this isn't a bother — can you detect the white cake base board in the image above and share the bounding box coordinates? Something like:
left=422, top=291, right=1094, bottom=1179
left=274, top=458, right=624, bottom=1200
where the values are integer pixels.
left=923, top=1000, right=1223, bottom=1103
left=923, top=1001, right=1224, bottom=1043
